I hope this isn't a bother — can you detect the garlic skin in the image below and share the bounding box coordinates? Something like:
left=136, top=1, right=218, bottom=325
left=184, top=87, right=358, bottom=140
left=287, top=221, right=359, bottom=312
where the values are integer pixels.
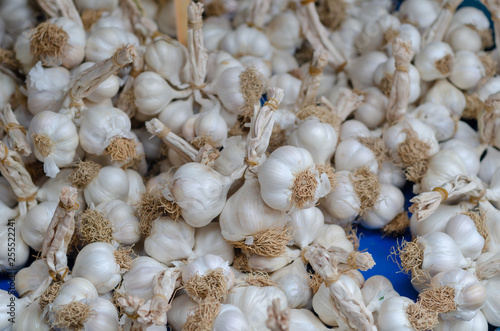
left=424, top=79, right=465, bottom=119
left=414, top=41, right=454, bottom=81
left=355, top=10, right=400, bottom=54
left=145, top=38, right=189, bottom=88
left=271, top=259, right=312, bottom=309
left=440, top=140, right=480, bottom=177
left=226, top=285, right=288, bottom=330
left=409, top=103, right=456, bottom=142
left=0, top=291, right=30, bottom=331
left=339, top=120, right=371, bottom=141
left=19, top=201, right=56, bottom=251
left=267, top=73, right=301, bottom=110
left=209, top=66, right=246, bottom=114
left=449, top=51, right=486, bottom=90
left=398, top=0, right=440, bottom=31
left=13, top=301, right=50, bottom=331
left=120, top=256, right=168, bottom=301
left=182, top=254, right=235, bottom=295
left=418, top=150, right=467, bottom=193
left=377, top=296, right=414, bottom=331
left=288, top=206, right=324, bottom=249
left=361, top=275, right=400, bottom=317
left=418, top=232, right=469, bottom=277
left=167, top=293, right=198, bottom=331
left=266, top=10, right=301, bottom=53
left=72, top=242, right=126, bottom=293
left=203, top=17, right=231, bottom=52
left=362, top=184, right=405, bottom=229
left=95, top=200, right=140, bottom=245
left=446, top=7, right=491, bottom=53
left=446, top=25, right=483, bottom=54
left=434, top=310, right=488, bottom=331
left=444, top=214, right=484, bottom=260
left=0, top=72, right=15, bottom=110
left=334, top=139, right=378, bottom=174
left=346, top=51, right=388, bottom=90
left=0, top=223, right=29, bottom=271
left=354, top=87, right=387, bottom=129
left=0, top=199, right=18, bottom=227
left=144, top=217, right=195, bottom=266
left=247, top=247, right=301, bottom=273
left=214, top=136, right=246, bottom=177
left=213, top=304, right=251, bottom=331
left=373, top=57, right=420, bottom=104
left=288, top=118, right=338, bottom=164
left=479, top=146, right=500, bottom=185
left=73, top=62, right=120, bottom=104
left=158, top=97, right=194, bottom=135
left=378, top=161, right=406, bottom=188
left=80, top=297, right=120, bottom=331
left=288, top=308, right=327, bottom=331
left=258, top=146, right=331, bottom=212
left=125, top=169, right=146, bottom=206
left=410, top=203, right=464, bottom=237
left=26, top=63, right=70, bottom=115
left=220, top=24, right=272, bottom=60
left=482, top=276, right=500, bottom=326
left=193, top=109, right=228, bottom=147
left=28, top=110, right=79, bottom=178
left=85, top=27, right=139, bottom=63
left=321, top=171, right=360, bottom=226
left=48, top=277, right=99, bottom=312
left=193, top=223, right=235, bottom=264
left=271, top=49, right=299, bottom=74
left=84, top=166, right=129, bottom=206
left=15, top=259, right=49, bottom=297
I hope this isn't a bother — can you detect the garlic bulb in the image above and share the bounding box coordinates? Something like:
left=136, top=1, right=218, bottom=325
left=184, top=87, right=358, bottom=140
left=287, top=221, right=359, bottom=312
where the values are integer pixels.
left=424, top=79, right=465, bottom=119
left=373, top=57, right=420, bottom=104
left=15, top=259, right=49, bottom=297
left=409, top=102, right=456, bottom=142
left=85, top=27, right=139, bottom=63
left=376, top=296, right=416, bottom=331
left=266, top=10, right=301, bottom=53
left=354, top=87, right=387, bottom=129
left=220, top=24, right=272, bottom=60
left=214, top=136, right=246, bottom=177
left=193, top=223, right=235, bottom=263
left=321, top=171, right=360, bottom=225
left=378, top=161, right=406, bottom=188
left=361, top=184, right=405, bottom=229
left=398, top=0, right=441, bottom=31
left=19, top=201, right=56, bottom=251
left=28, top=110, right=78, bottom=178
left=449, top=51, right=486, bottom=90
left=479, top=146, right=500, bottom=184
left=434, top=310, right=488, bottom=331
left=47, top=277, right=99, bottom=314
left=145, top=37, right=189, bottom=88
left=13, top=301, right=50, bottom=331
left=258, top=146, right=331, bottom=211
left=446, top=25, right=483, bottom=54
left=166, top=293, right=198, bottom=331
left=72, top=242, right=130, bottom=293
left=0, top=290, right=30, bottom=330
left=73, top=62, right=120, bottom=104
left=0, top=72, right=16, bottom=109
left=446, top=7, right=491, bottom=53
left=164, top=162, right=232, bottom=228
left=439, top=140, right=480, bottom=178
left=418, top=149, right=467, bottom=193
left=339, top=120, right=371, bottom=141
left=226, top=285, right=288, bottom=330
left=346, top=51, right=388, bottom=90
left=83, top=165, right=129, bottom=206
left=361, top=275, right=400, bottom=317
left=158, top=96, right=194, bottom=135
left=334, top=139, right=379, bottom=173
left=95, top=200, right=141, bottom=245
left=26, top=62, right=70, bottom=115
left=482, top=276, right=500, bottom=326
left=203, top=17, right=231, bottom=52
left=271, top=258, right=312, bottom=309
left=355, top=10, right=400, bottom=54
left=267, top=73, right=301, bottom=110
left=247, top=247, right=301, bottom=273
left=192, top=109, right=228, bottom=147
left=410, top=203, right=464, bottom=237
left=271, top=49, right=299, bottom=74
left=126, top=169, right=146, bottom=206
left=288, top=206, right=324, bottom=249
left=0, top=199, right=18, bottom=226
left=0, top=222, right=29, bottom=271
left=134, top=71, right=192, bottom=117
left=414, top=41, right=454, bottom=81
left=120, top=256, right=168, bottom=301
left=444, top=214, right=485, bottom=260
left=144, top=217, right=195, bottom=266
left=213, top=304, right=251, bottom=331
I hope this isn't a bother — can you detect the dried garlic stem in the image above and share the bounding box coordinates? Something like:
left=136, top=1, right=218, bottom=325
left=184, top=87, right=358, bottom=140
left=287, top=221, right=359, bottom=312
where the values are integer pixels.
left=304, top=246, right=376, bottom=331
left=69, top=45, right=137, bottom=109
left=37, top=0, right=83, bottom=27
left=247, top=0, right=271, bottom=28
left=409, top=175, right=484, bottom=221
left=295, top=51, right=328, bottom=110
left=121, top=0, right=157, bottom=39
left=386, top=38, right=414, bottom=124
left=0, top=141, right=38, bottom=216
left=146, top=118, right=198, bottom=163
left=296, top=1, right=346, bottom=69
left=421, top=0, right=461, bottom=46
left=266, top=299, right=290, bottom=331
left=319, top=89, right=364, bottom=132
left=245, top=87, right=284, bottom=172
left=304, top=245, right=375, bottom=271
left=41, top=186, right=78, bottom=282
left=0, top=104, right=30, bottom=156
left=187, top=2, right=208, bottom=89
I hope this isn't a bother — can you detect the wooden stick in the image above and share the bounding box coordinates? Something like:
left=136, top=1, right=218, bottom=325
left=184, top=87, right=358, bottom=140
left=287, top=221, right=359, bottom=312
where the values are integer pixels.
left=174, top=0, right=190, bottom=46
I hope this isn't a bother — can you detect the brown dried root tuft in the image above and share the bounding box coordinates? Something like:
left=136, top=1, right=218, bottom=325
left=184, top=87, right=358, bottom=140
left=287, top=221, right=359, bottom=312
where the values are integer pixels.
left=308, top=272, right=324, bottom=294
left=184, top=268, right=228, bottom=302
left=78, top=209, right=114, bottom=244
left=346, top=225, right=360, bottom=251
left=229, top=228, right=291, bottom=257
left=479, top=53, right=497, bottom=82
left=378, top=74, right=394, bottom=97
left=30, top=22, right=68, bottom=60
left=384, top=28, right=400, bottom=45
left=232, top=250, right=251, bottom=272
left=358, top=136, right=389, bottom=167
left=114, top=246, right=135, bottom=271
left=245, top=271, right=277, bottom=287
left=295, top=41, right=315, bottom=67
left=52, top=301, right=93, bottom=330
left=418, top=285, right=457, bottom=314
left=435, top=54, right=453, bottom=75
left=406, top=302, right=439, bottom=331
left=38, top=281, right=62, bottom=310
left=291, top=168, right=319, bottom=209
left=391, top=239, right=427, bottom=284
left=268, top=123, right=286, bottom=153
left=25, top=160, right=46, bottom=183
left=190, top=135, right=220, bottom=149
left=239, top=67, right=266, bottom=121
left=81, top=9, right=104, bottom=31
left=205, top=0, right=227, bottom=16
left=382, top=211, right=410, bottom=236
left=350, top=166, right=381, bottom=216
left=317, top=0, right=348, bottom=31
left=315, top=163, right=336, bottom=192
left=136, top=191, right=182, bottom=236
left=104, top=137, right=139, bottom=163
left=32, top=134, right=54, bottom=157
left=397, top=127, right=430, bottom=183
left=296, top=105, right=340, bottom=128
left=183, top=297, right=221, bottom=331
left=69, top=160, right=102, bottom=190
left=463, top=93, right=484, bottom=119
left=0, top=49, right=20, bottom=71
left=465, top=24, right=494, bottom=49
left=463, top=210, right=490, bottom=252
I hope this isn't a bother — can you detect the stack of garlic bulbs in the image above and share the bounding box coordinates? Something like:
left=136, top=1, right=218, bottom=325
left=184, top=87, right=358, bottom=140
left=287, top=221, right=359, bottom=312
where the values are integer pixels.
left=1, top=0, right=500, bottom=330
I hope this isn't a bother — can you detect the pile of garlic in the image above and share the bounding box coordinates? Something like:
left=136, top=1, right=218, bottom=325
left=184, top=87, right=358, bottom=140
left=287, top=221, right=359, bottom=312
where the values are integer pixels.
left=2, top=0, right=500, bottom=330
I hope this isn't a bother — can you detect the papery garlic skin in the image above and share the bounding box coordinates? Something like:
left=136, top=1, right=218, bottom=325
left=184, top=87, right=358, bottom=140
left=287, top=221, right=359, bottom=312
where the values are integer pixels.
left=125, top=169, right=146, bottom=206
left=213, top=304, right=251, bottom=331
left=424, top=79, right=465, bottom=119
left=334, top=139, right=378, bottom=173
left=72, top=242, right=124, bottom=293
left=288, top=118, right=338, bottom=164
left=73, top=62, right=120, bottom=103
left=26, top=63, right=70, bottom=115
left=362, top=184, right=404, bottom=229
left=220, top=24, right=272, bottom=60
left=193, top=223, right=235, bottom=263
left=48, top=277, right=99, bottom=311
left=271, top=259, right=312, bottom=309
left=167, top=293, right=198, bottom=331
left=0, top=223, right=29, bottom=271
left=346, top=51, right=388, bottom=90
left=377, top=296, right=414, bottom=331
left=414, top=42, right=454, bottom=81
left=361, top=275, right=400, bottom=317
left=145, top=38, right=189, bottom=88
left=158, top=97, right=194, bottom=135
left=84, top=166, right=129, bottom=206
left=410, top=203, right=464, bottom=237
left=95, top=200, right=141, bottom=245
left=85, top=27, right=139, bottom=63
left=119, top=256, right=168, bottom=301
left=354, top=87, right=387, bottom=129
left=449, top=51, right=485, bottom=90
left=19, top=201, right=57, bottom=251
left=418, top=232, right=468, bottom=277
left=214, top=136, right=246, bottom=177
left=444, top=214, right=484, bottom=260
left=13, top=301, right=50, bottom=331
left=28, top=111, right=79, bottom=178
left=418, top=150, right=467, bottom=193
left=482, top=276, right=500, bottom=326
left=434, top=310, right=488, bottom=331
left=258, top=146, right=330, bottom=212
left=267, top=73, right=301, bottom=110
left=288, top=206, right=324, bottom=249
left=247, top=247, right=301, bottom=273
left=410, top=103, right=456, bottom=142
left=144, top=217, right=195, bottom=266
left=81, top=297, right=120, bottom=331
left=15, top=259, right=49, bottom=297
left=321, top=171, right=360, bottom=225
left=479, top=146, right=500, bottom=184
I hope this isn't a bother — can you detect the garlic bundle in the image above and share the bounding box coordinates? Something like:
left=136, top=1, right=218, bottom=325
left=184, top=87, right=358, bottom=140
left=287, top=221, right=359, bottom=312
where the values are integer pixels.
left=144, top=217, right=195, bottom=265
left=258, top=146, right=331, bottom=212
left=19, top=201, right=57, bottom=251
left=95, top=199, right=141, bottom=245
left=85, top=27, right=139, bottom=63
left=414, top=41, right=454, bottom=81
left=134, top=71, right=192, bottom=117
left=270, top=258, right=312, bottom=309
left=28, top=110, right=79, bottom=178
left=25, top=62, right=70, bottom=115
left=193, top=223, right=235, bottom=263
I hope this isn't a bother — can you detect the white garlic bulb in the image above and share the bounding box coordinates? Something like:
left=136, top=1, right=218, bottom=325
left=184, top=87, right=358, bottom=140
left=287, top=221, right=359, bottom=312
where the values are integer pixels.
left=288, top=308, right=327, bottom=331
left=288, top=206, right=324, bottom=249
left=203, top=17, right=231, bottom=52
left=26, top=62, right=70, bottom=115
left=72, top=242, right=129, bottom=293
left=267, top=73, right=301, bottom=110
left=444, top=214, right=484, bottom=260
left=0, top=222, right=29, bottom=271
left=321, top=171, right=360, bottom=225
left=449, top=51, right=486, bottom=90
left=95, top=200, right=140, bottom=245
left=214, top=136, right=246, bottom=177
left=220, top=24, right=272, bottom=60
left=158, top=96, right=194, bottom=135
left=47, top=277, right=98, bottom=313
left=334, top=139, right=378, bottom=173
left=445, top=25, right=483, bottom=54
left=192, top=109, right=228, bottom=147
left=271, top=49, right=299, bottom=74
left=398, top=0, right=440, bottom=31
left=479, top=146, right=500, bottom=184
left=0, top=72, right=15, bottom=110
left=271, top=258, right=312, bottom=309
left=361, top=275, right=400, bottom=317
left=424, top=79, right=465, bottom=119
left=0, top=199, right=18, bottom=226
left=193, top=223, right=235, bottom=263
left=75, top=0, right=118, bottom=11
left=373, top=57, right=420, bottom=104
left=440, top=140, right=480, bottom=178
left=19, top=201, right=56, bottom=251
left=409, top=102, right=456, bottom=142
left=418, top=149, right=468, bottom=193
left=434, top=310, right=488, bottom=331
left=266, top=10, right=301, bottom=53
left=164, top=162, right=232, bottom=228
left=15, top=259, right=49, bottom=297
left=346, top=51, right=388, bottom=90
left=85, top=27, right=139, bottom=63
left=0, top=290, right=30, bottom=330
left=362, top=184, right=405, bottom=229
left=83, top=166, right=129, bottom=206
left=376, top=296, right=415, bottom=331
left=166, top=293, right=198, bottom=331
left=414, top=41, right=454, bottom=81
left=482, top=276, right=500, bottom=326
left=410, top=203, right=464, bottom=237
left=354, top=87, right=388, bottom=129
left=213, top=304, right=251, bottom=331
left=73, top=62, right=120, bottom=103
left=144, top=217, right=195, bottom=266
left=378, top=161, right=406, bottom=188
left=13, top=301, right=50, bottom=331
left=125, top=169, right=146, bottom=206
left=314, top=224, right=354, bottom=253
left=339, top=120, right=371, bottom=141
left=119, top=256, right=168, bottom=301
left=28, top=110, right=78, bottom=178
left=258, top=146, right=331, bottom=211
left=145, top=37, right=189, bottom=88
